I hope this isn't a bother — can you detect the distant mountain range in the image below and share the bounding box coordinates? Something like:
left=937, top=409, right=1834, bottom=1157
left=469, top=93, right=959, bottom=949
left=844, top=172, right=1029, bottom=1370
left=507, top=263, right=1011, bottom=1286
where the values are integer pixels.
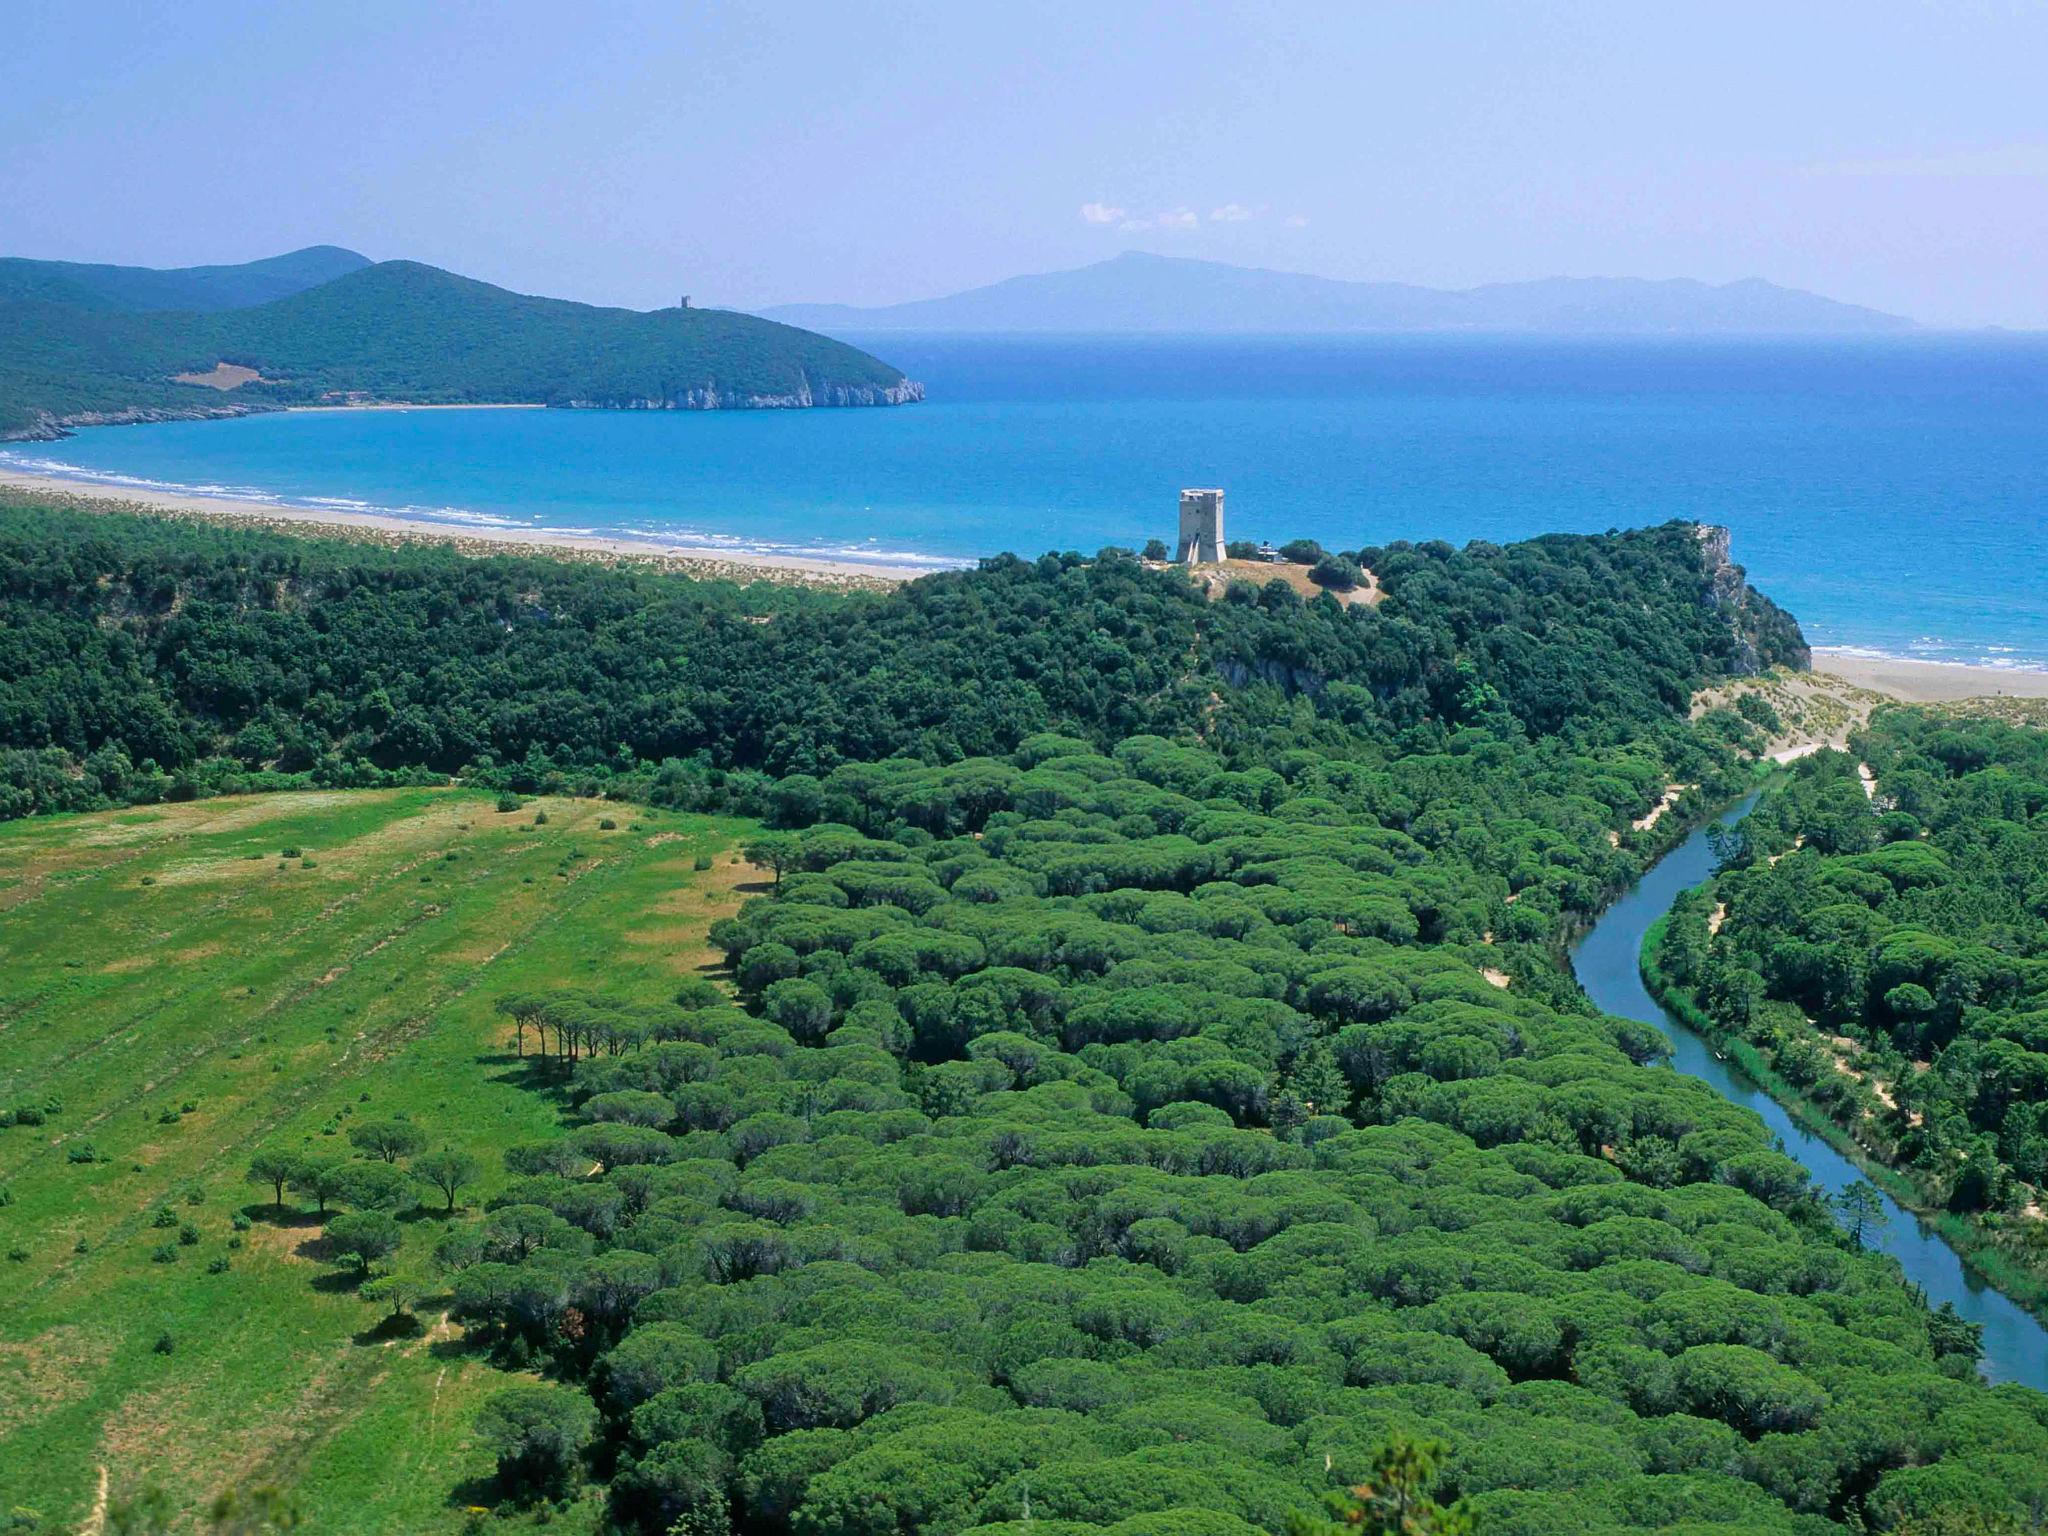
left=760, top=251, right=1915, bottom=336
left=0, top=249, right=920, bottom=441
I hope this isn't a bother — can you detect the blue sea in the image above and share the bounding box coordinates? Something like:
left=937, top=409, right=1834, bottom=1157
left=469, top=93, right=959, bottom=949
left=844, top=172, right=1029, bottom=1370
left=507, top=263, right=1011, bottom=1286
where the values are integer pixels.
left=8, top=334, right=2048, bottom=667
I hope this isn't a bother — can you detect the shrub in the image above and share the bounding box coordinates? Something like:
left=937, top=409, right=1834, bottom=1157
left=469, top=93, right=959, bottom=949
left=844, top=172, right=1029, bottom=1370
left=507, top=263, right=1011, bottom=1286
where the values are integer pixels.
left=153, top=1332, right=175, bottom=1354
left=533, top=810, right=549, bottom=825
left=693, top=854, right=713, bottom=871
left=66, top=1143, right=98, bottom=1164
left=496, top=793, right=524, bottom=812
left=599, top=817, right=618, bottom=830
left=281, top=845, right=302, bottom=858
left=207, top=1255, right=231, bottom=1274
left=150, top=1244, right=177, bottom=1264
left=1309, top=554, right=1363, bottom=591
left=178, top=1223, right=201, bottom=1246
left=151, top=1207, right=178, bottom=1228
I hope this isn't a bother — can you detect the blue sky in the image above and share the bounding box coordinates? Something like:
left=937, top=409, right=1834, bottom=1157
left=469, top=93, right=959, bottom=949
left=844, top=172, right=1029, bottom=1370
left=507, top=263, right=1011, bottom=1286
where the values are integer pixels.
left=3, top=1, right=2043, bottom=325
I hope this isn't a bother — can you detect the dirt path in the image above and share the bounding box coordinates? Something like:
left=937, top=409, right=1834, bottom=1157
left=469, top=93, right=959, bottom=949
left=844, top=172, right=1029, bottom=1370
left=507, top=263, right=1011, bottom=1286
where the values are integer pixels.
left=78, top=1464, right=108, bottom=1536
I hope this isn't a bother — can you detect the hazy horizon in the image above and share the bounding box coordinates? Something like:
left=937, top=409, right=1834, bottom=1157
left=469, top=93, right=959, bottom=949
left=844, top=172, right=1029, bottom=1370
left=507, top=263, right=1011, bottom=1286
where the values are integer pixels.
left=5, top=1, right=2045, bottom=327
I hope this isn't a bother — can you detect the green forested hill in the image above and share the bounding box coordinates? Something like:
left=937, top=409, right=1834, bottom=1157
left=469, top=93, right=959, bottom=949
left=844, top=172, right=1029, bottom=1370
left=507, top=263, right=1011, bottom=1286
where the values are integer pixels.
left=0, top=244, right=371, bottom=312
left=0, top=504, right=1800, bottom=823
left=0, top=257, right=921, bottom=438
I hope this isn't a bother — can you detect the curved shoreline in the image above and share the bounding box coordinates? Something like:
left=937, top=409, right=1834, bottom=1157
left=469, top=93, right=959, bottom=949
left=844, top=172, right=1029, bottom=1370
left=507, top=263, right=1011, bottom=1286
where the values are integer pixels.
left=1811, top=648, right=2048, bottom=702
left=0, top=467, right=946, bottom=590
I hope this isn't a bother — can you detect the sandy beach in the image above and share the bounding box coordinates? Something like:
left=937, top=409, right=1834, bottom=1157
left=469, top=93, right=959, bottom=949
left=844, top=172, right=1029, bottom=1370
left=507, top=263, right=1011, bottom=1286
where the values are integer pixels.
left=0, top=466, right=943, bottom=591
left=1812, top=649, right=2048, bottom=704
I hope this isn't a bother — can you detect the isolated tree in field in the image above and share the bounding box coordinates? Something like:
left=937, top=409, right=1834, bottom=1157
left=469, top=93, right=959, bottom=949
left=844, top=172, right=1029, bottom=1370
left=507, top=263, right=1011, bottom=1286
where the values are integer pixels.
left=1833, top=1180, right=1890, bottom=1248
left=412, top=1147, right=480, bottom=1213
left=246, top=1150, right=302, bottom=1210
left=360, top=1274, right=422, bottom=1328
left=742, top=833, right=803, bottom=890
left=474, top=1383, right=596, bottom=1497
left=348, top=1118, right=426, bottom=1163
left=334, top=1160, right=418, bottom=1213
left=289, top=1157, right=350, bottom=1214
left=325, top=1210, right=402, bottom=1276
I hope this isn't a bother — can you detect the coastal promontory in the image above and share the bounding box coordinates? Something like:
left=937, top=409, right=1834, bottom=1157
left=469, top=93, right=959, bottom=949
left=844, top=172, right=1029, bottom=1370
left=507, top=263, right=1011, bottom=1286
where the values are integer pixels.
left=0, top=251, right=922, bottom=440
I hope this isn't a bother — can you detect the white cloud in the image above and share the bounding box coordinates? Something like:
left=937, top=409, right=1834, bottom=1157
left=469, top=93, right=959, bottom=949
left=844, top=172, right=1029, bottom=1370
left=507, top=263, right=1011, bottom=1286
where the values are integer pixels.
left=1283, top=214, right=1310, bottom=228
left=1209, top=203, right=1255, bottom=222
left=1079, top=201, right=1127, bottom=225
left=1157, top=208, right=1199, bottom=230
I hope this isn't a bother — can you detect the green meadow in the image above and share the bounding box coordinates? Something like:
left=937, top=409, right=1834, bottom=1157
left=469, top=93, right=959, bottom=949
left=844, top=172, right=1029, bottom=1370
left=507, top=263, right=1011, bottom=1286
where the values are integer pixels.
left=0, top=789, right=751, bottom=1530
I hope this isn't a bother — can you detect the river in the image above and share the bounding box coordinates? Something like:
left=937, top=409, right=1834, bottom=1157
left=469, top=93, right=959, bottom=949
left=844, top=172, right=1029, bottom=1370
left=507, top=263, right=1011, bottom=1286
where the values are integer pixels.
left=1569, top=793, right=2048, bottom=1390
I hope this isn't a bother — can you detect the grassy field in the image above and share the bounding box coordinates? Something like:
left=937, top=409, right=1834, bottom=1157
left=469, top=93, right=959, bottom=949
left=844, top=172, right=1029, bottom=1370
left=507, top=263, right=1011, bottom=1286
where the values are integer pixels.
left=0, top=788, right=755, bottom=1531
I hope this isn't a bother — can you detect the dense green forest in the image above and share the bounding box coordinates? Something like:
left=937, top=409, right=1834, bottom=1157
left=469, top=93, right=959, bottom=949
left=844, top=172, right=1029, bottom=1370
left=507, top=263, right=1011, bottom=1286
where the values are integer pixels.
left=14, top=497, right=2046, bottom=1532
left=0, top=499, right=1800, bottom=823
left=0, top=258, right=919, bottom=438
left=281, top=736, right=2043, bottom=1535
left=1651, top=713, right=2048, bottom=1289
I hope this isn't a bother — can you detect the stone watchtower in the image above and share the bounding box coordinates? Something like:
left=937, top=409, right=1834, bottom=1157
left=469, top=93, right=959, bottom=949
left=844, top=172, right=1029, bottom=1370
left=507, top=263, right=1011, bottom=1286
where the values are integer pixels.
left=1176, top=488, right=1225, bottom=564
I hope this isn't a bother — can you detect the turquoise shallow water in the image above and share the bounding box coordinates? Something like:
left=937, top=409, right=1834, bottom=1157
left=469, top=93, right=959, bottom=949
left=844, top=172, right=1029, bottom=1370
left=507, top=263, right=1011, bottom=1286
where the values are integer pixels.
left=9, top=333, right=2048, bottom=665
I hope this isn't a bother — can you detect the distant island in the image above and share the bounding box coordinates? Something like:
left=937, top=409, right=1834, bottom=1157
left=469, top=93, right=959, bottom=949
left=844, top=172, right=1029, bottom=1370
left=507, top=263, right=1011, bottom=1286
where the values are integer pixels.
left=760, top=250, right=1915, bottom=336
left=0, top=247, right=922, bottom=441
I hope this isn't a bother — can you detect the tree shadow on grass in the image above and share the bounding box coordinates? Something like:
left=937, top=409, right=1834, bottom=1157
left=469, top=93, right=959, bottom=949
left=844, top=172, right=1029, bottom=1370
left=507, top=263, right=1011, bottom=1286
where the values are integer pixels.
left=480, top=1054, right=578, bottom=1108
left=446, top=1472, right=505, bottom=1514
left=352, top=1311, right=424, bottom=1346
left=310, top=1266, right=370, bottom=1294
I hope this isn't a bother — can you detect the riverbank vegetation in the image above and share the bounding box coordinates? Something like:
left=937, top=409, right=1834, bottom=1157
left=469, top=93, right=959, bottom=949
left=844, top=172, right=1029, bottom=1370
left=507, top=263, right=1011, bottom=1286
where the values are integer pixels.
left=1649, top=713, right=2048, bottom=1311
left=7, top=501, right=2047, bottom=1533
